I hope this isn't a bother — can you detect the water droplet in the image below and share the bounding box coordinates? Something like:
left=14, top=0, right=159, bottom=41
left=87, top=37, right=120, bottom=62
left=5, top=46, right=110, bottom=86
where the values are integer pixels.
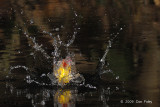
left=21, top=10, right=23, bottom=14
left=55, top=28, right=59, bottom=31
left=41, top=74, right=46, bottom=77
left=49, top=33, right=52, bottom=36
left=61, top=25, right=64, bottom=28
left=116, top=87, right=119, bottom=90
left=116, top=76, right=119, bottom=80
left=24, top=31, right=27, bottom=35
left=75, top=13, right=77, bottom=17
left=26, top=75, right=30, bottom=79
left=108, top=40, right=111, bottom=47
left=30, top=19, right=34, bottom=24
left=26, top=94, right=32, bottom=99
left=41, top=101, right=45, bottom=105
left=43, top=30, right=47, bottom=33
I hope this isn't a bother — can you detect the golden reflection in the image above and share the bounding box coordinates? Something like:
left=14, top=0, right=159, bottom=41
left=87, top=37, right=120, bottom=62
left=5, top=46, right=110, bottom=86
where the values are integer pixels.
left=54, top=89, right=75, bottom=107
left=55, top=90, right=72, bottom=104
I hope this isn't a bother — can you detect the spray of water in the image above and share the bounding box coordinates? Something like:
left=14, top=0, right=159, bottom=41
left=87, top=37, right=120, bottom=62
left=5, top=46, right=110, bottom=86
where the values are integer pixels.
left=9, top=2, right=124, bottom=87
left=98, top=27, right=124, bottom=79
left=9, top=4, right=85, bottom=87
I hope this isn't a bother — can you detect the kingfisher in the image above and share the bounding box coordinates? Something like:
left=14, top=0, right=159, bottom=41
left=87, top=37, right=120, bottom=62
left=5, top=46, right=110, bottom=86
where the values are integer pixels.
left=54, top=57, right=73, bottom=86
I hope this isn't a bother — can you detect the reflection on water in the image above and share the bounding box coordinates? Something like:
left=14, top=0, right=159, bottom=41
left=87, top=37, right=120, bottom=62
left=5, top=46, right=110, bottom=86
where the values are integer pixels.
left=54, top=89, right=76, bottom=107
left=0, top=0, right=160, bottom=107
left=4, top=81, right=124, bottom=107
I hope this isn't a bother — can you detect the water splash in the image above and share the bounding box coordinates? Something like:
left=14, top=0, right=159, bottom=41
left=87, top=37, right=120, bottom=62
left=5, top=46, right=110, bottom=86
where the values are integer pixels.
left=24, top=32, right=51, bottom=59
left=10, top=5, right=84, bottom=87
left=46, top=6, right=84, bottom=87
left=9, top=2, right=124, bottom=88
left=100, top=27, right=123, bottom=64
left=98, top=27, right=124, bottom=79
left=10, top=65, right=30, bottom=73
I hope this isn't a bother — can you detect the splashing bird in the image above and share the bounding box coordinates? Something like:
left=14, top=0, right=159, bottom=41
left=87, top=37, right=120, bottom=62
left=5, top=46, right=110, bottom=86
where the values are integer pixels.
left=55, top=58, right=73, bottom=85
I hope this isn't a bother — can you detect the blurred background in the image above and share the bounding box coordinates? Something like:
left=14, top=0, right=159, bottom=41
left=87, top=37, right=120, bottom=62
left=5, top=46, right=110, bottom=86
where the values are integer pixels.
left=0, top=0, right=160, bottom=107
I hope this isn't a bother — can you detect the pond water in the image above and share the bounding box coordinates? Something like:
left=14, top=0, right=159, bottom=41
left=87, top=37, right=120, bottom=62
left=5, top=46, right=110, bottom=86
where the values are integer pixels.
left=0, top=0, right=160, bottom=107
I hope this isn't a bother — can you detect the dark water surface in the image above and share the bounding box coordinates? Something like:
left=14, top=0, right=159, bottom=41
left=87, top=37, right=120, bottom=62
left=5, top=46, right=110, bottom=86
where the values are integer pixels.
left=0, top=0, right=160, bottom=107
